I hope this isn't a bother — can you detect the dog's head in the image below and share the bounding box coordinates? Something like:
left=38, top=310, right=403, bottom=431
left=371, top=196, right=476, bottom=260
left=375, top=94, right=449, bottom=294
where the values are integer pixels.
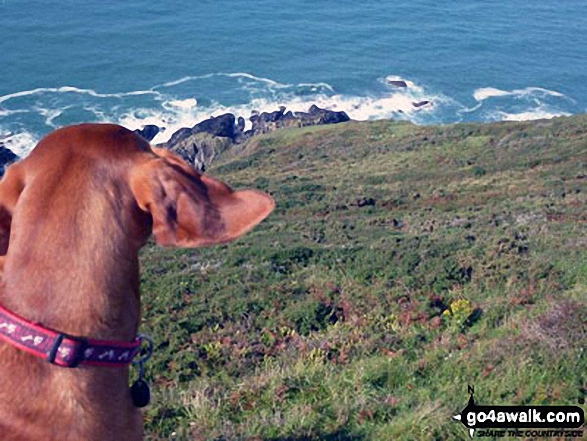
left=0, top=124, right=275, bottom=255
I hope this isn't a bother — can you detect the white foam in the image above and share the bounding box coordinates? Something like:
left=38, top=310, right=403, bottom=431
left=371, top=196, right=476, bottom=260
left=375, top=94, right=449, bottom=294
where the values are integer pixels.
left=35, top=106, right=69, bottom=127
left=0, top=86, right=161, bottom=104
left=117, top=85, right=444, bottom=145
left=1, top=73, right=440, bottom=146
left=297, top=83, right=336, bottom=93
left=314, top=93, right=435, bottom=121
left=0, top=108, right=29, bottom=117
left=492, top=108, right=571, bottom=122
left=111, top=72, right=446, bottom=144
left=7, top=73, right=552, bottom=153
left=474, top=86, right=566, bottom=102
left=474, top=87, right=512, bottom=101
left=472, top=86, right=572, bottom=122
left=457, top=102, right=483, bottom=115
left=155, top=72, right=291, bottom=90
left=224, top=72, right=287, bottom=88
left=165, top=98, right=198, bottom=110
left=0, top=132, right=38, bottom=157
left=153, top=72, right=338, bottom=98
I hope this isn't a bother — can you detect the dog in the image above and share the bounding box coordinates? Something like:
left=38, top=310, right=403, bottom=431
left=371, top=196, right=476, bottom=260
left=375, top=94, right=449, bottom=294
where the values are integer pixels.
left=0, top=123, right=274, bottom=441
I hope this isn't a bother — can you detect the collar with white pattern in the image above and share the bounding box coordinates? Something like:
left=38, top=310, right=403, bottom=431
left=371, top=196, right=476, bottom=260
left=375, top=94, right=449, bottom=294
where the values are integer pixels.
left=0, top=303, right=142, bottom=368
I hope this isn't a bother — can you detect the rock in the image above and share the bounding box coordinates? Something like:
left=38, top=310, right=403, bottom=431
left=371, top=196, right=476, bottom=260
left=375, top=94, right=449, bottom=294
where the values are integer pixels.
left=134, top=125, right=161, bottom=141
left=0, top=144, right=19, bottom=177
left=307, top=105, right=350, bottom=124
left=237, top=117, right=245, bottom=132
left=388, top=80, right=408, bottom=88
left=249, top=106, right=288, bottom=135
left=166, top=127, right=194, bottom=147
left=192, top=113, right=238, bottom=141
left=163, top=132, right=232, bottom=173
left=249, top=105, right=350, bottom=137
left=162, top=103, right=353, bottom=171
left=413, top=100, right=431, bottom=108
left=264, top=106, right=286, bottom=123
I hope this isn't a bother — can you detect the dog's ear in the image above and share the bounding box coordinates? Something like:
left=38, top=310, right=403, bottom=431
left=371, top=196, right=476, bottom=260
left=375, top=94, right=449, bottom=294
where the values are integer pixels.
left=130, top=149, right=275, bottom=248
left=0, top=163, right=24, bottom=255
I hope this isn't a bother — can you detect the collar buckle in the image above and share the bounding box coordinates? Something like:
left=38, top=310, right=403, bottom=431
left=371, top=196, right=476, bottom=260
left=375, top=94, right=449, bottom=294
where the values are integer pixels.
left=46, top=333, right=88, bottom=368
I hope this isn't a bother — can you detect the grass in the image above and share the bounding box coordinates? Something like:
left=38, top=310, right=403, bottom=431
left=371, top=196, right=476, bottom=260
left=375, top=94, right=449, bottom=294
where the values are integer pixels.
left=139, top=115, right=587, bottom=440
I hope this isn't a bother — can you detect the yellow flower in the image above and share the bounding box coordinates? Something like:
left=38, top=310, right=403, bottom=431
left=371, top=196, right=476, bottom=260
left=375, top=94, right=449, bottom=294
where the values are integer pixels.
left=443, top=299, right=473, bottom=320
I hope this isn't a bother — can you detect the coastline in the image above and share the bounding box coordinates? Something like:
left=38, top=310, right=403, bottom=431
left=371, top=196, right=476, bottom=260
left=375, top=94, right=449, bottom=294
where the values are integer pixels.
left=0, top=73, right=578, bottom=161
left=1, top=105, right=584, bottom=176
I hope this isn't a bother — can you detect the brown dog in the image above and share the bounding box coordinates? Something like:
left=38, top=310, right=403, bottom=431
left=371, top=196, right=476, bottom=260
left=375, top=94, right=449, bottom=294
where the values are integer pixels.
left=0, top=124, right=274, bottom=441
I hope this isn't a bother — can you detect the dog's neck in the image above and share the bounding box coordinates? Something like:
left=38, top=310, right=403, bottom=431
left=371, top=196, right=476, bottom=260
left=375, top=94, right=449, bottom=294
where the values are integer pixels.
left=0, top=160, right=150, bottom=343
left=0, top=238, right=145, bottom=440
left=1, top=234, right=143, bottom=343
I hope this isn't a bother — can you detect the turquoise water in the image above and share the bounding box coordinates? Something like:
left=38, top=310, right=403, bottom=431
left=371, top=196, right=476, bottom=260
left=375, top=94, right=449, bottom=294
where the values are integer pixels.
left=1, top=0, right=586, bottom=154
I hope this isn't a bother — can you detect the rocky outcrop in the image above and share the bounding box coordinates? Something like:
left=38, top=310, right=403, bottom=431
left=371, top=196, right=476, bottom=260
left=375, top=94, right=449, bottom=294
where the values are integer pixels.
left=0, top=144, right=19, bottom=177
left=165, top=127, right=194, bottom=147
left=160, top=132, right=232, bottom=172
left=159, top=105, right=352, bottom=171
left=247, top=105, right=350, bottom=137
left=160, top=114, right=238, bottom=172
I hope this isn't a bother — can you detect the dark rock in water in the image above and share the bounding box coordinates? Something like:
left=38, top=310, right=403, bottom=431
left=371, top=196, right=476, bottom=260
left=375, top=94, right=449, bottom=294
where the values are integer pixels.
left=0, top=145, right=17, bottom=163
left=388, top=80, right=408, bottom=88
left=134, top=125, right=161, bottom=142
left=307, top=105, right=350, bottom=124
left=413, top=100, right=431, bottom=108
left=192, top=113, right=237, bottom=141
left=0, top=144, right=19, bottom=177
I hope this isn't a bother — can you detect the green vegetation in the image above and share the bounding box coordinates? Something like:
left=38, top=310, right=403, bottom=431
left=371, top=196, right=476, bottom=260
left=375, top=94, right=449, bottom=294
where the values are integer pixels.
left=141, top=115, right=587, bottom=440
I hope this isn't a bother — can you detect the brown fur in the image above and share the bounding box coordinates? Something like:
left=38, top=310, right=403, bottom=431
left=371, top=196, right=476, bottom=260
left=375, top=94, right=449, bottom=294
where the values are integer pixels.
left=0, top=123, right=274, bottom=441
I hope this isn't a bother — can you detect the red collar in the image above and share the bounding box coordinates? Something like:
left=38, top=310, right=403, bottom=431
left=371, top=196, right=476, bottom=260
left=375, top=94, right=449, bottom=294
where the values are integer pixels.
left=0, top=303, right=142, bottom=368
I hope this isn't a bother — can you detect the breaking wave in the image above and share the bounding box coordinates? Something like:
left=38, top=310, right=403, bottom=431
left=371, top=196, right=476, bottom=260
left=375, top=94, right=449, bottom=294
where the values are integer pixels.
left=0, top=73, right=579, bottom=156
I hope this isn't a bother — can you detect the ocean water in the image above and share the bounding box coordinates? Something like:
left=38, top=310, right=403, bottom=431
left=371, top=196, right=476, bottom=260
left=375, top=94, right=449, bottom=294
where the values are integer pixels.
left=1, top=0, right=586, bottom=156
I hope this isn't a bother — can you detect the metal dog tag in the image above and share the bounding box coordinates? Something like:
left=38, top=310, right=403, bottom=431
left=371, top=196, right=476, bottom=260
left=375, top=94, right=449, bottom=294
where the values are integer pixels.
left=130, top=378, right=151, bottom=408
left=130, top=334, right=153, bottom=408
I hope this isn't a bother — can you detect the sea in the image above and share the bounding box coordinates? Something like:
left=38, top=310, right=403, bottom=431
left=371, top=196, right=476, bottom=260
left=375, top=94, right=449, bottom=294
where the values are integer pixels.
left=1, top=0, right=586, bottom=156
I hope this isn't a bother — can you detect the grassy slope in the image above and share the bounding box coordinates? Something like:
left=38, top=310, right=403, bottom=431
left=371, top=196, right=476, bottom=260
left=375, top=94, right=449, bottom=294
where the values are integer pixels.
left=141, top=116, right=587, bottom=440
